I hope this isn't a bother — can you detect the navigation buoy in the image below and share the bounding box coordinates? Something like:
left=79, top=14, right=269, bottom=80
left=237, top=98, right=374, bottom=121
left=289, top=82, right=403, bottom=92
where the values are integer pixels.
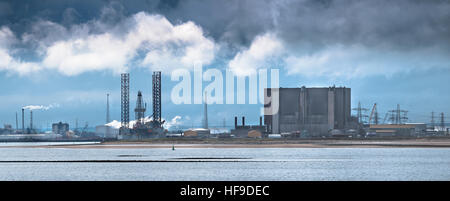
left=172, top=144, right=175, bottom=150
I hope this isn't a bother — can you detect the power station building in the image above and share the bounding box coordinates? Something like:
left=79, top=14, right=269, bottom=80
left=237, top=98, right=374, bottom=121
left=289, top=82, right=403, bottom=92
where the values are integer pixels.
left=264, top=86, right=351, bottom=136
left=52, top=122, right=69, bottom=135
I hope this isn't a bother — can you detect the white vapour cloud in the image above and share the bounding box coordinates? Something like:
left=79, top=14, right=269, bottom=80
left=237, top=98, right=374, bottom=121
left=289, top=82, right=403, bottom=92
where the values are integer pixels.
left=22, top=104, right=60, bottom=111
left=0, top=26, right=42, bottom=75
left=2, top=10, right=448, bottom=79
left=0, top=26, right=16, bottom=47
left=106, top=116, right=153, bottom=129
left=227, top=32, right=450, bottom=79
left=139, top=18, right=216, bottom=72
left=226, top=31, right=450, bottom=79
left=42, top=33, right=130, bottom=75
left=164, top=115, right=182, bottom=130
left=0, top=49, right=42, bottom=75
left=42, top=12, right=216, bottom=76
left=1, top=12, right=216, bottom=76
left=106, top=115, right=183, bottom=130
left=283, top=44, right=450, bottom=78
left=105, top=120, right=121, bottom=129
left=228, top=33, right=283, bottom=76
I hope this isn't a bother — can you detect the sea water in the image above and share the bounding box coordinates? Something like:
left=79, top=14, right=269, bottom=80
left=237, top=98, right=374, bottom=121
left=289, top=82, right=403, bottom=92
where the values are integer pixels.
left=0, top=144, right=449, bottom=181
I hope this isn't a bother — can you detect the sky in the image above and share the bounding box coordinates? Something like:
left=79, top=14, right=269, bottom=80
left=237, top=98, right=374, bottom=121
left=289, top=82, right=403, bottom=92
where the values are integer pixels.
left=0, top=0, right=449, bottom=130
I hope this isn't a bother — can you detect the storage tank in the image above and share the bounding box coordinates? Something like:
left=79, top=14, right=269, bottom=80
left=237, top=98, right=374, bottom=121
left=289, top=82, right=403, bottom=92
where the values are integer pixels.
left=247, top=130, right=262, bottom=138
left=183, top=130, right=198, bottom=137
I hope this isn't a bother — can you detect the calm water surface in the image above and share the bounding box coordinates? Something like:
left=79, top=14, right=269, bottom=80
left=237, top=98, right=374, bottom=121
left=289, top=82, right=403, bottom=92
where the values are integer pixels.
left=0, top=143, right=449, bottom=181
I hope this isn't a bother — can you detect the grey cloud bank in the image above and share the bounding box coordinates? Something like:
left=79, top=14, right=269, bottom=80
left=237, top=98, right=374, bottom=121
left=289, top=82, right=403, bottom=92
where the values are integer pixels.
left=0, top=0, right=448, bottom=78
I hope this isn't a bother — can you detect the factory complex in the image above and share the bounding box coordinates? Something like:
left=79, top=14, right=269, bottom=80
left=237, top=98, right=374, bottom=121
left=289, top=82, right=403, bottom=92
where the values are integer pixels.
left=0, top=71, right=448, bottom=141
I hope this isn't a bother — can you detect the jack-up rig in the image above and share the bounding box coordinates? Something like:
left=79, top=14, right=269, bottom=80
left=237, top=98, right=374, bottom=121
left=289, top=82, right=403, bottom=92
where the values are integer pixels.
left=119, top=71, right=165, bottom=139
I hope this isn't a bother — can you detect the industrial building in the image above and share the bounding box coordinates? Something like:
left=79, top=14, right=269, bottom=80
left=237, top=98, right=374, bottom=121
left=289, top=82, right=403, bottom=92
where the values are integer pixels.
left=264, top=86, right=352, bottom=136
left=0, top=133, right=62, bottom=141
left=406, top=123, right=427, bottom=136
left=119, top=71, right=166, bottom=139
left=231, top=116, right=266, bottom=138
left=183, top=128, right=211, bottom=138
left=367, top=124, right=416, bottom=137
left=0, top=124, right=13, bottom=134
left=95, top=125, right=119, bottom=139
left=52, top=122, right=69, bottom=135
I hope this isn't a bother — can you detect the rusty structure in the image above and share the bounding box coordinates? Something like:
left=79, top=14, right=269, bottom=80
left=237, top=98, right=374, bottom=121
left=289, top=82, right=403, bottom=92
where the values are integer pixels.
left=134, top=91, right=146, bottom=127
left=119, top=71, right=165, bottom=139
left=151, top=71, right=163, bottom=129
left=120, top=73, right=130, bottom=133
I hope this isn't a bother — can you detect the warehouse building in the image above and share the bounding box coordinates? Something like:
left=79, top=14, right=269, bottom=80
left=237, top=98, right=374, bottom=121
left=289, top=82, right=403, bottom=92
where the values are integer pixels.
left=183, top=128, right=211, bottom=138
left=231, top=116, right=266, bottom=138
left=95, top=125, right=119, bottom=139
left=264, top=86, right=351, bottom=136
left=52, top=122, right=69, bottom=135
left=368, top=124, right=415, bottom=137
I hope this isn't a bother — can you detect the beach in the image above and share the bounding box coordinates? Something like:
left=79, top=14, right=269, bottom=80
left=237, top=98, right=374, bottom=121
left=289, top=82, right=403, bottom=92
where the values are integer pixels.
left=2, top=138, right=450, bottom=149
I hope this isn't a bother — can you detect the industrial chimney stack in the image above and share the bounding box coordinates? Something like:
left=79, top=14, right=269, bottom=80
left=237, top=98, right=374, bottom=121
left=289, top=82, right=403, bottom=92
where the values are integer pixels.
left=204, top=92, right=208, bottom=129
left=22, top=108, right=24, bottom=134
left=15, top=112, right=18, bottom=131
left=30, top=110, right=33, bottom=131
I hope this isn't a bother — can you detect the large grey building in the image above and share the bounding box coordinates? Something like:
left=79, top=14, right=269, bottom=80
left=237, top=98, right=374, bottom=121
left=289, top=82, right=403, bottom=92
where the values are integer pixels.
left=264, top=86, right=351, bottom=136
left=52, top=122, right=69, bottom=135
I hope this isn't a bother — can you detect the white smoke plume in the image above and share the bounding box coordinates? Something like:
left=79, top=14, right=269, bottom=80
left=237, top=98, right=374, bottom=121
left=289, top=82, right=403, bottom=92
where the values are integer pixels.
left=22, top=104, right=59, bottom=110
left=105, top=115, right=183, bottom=130
left=164, top=116, right=182, bottom=130
left=105, top=120, right=121, bottom=129
left=106, top=116, right=153, bottom=129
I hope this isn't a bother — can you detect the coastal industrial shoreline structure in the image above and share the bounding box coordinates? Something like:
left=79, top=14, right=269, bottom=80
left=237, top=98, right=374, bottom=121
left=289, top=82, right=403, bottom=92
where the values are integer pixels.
left=119, top=71, right=166, bottom=139
left=264, top=86, right=352, bottom=136
left=0, top=74, right=448, bottom=140
left=231, top=116, right=266, bottom=138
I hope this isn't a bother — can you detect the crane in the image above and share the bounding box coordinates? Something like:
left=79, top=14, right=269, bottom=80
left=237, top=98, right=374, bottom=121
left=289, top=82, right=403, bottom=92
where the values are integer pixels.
left=382, top=113, right=389, bottom=124
left=368, top=103, right=378, bottom=125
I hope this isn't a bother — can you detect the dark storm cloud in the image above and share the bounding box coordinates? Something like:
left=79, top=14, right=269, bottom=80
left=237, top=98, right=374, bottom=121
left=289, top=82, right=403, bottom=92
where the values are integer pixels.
left=165, top=0, right=450, bottom=51
left=61, top=7, right=82, bottom=26
left=0, top=1, right=13, bottom=17
left=1, top=0, right=449, bottom=51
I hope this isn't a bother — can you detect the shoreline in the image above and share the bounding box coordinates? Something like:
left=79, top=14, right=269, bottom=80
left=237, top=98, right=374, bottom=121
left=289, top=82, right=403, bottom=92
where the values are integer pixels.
left=2, top=138, right=450, bottom=149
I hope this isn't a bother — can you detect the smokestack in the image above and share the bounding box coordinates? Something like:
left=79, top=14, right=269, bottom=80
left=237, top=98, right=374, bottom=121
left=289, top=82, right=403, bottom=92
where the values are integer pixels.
left=234, top=116, right=237, bottom=129
left=260, top=116, right=262, bottom=126
left=204, top=92, right=208, bottom=129
left=30, top=110, right=33, bottom=131
left=22, top=108, right=24, bottom=134
left=15, top=112, right=18, bottom=131
left=106, top=93, right=110, bottom=138
left=106, top=93, right=110, bottom=124
left=242, top=116, right=245, bottom=127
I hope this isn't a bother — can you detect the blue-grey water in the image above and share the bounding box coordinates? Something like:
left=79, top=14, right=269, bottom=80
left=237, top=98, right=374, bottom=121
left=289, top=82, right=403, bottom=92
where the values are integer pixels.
left=0, top=143, right=449, bottom=181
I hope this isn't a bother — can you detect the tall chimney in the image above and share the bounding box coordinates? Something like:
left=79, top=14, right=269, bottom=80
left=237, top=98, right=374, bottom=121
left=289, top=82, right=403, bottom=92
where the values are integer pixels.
left=106, top=93, right=110, bottom=124
left=21, top=108, right=24, bottom=134
left=260, top=116, right=262, bottom=126
left=204, top=92, right=208, bottom=129
left=30, top=110, right=33, bottom=131
left=242, top=116, right=245, bottom=127
left=106, top=93, right=110, bottom=138
left=15, top=112, right=18, bottom=131
left=234, top=116, right=238, bottom=129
